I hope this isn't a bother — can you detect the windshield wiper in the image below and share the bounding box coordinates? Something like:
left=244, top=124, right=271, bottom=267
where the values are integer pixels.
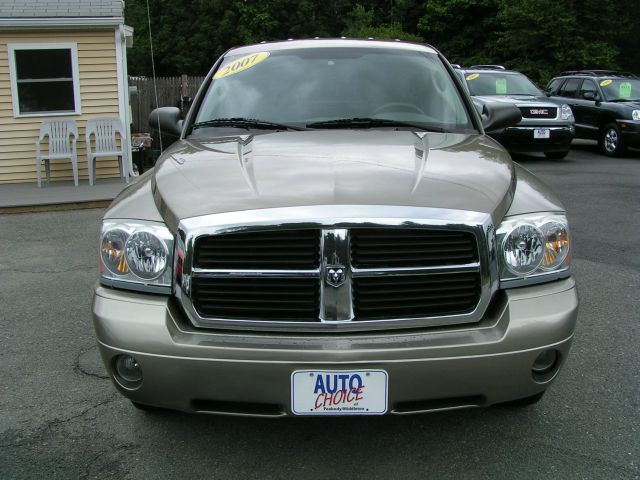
left=306, top=118, right=446, bottom=132
left=608, top=98, right=640, bottom=102
left=191, top=118, right=305, bottom=131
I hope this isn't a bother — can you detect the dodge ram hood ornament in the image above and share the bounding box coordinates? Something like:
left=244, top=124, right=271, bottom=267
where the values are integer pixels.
left=326, top=265, right=346, bottom=287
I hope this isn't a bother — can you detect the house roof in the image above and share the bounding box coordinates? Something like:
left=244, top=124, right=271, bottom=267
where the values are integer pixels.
left=0, top=0, right=124, bottom=27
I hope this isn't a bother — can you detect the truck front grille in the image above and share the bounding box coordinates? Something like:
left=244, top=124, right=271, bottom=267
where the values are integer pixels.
left=353, top=271, right=481, bottom=320
left=191, top=276, right=320, bottom=321
left=351, top=228, right=477, bottom=268
left=519, top=106, right=557, bottom=119
left=193, top=229, right=320, bottom=269
left=183, top=221, right=488, bottom=331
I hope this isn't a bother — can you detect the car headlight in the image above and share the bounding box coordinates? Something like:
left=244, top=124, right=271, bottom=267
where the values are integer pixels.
left=632, top=110, right=640, bottom=121
left=560, top=104, right=574, bottom=121
left=497, top=213, right=571, bottom=287
left=100, top=220, right=174, bottom=293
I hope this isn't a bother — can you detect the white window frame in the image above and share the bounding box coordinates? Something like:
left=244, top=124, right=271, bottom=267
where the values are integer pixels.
left=7, top=42, right=82, bottom=118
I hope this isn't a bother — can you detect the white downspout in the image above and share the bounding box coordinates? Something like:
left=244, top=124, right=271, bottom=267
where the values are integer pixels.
left=115, top=24, right=134, bottom=177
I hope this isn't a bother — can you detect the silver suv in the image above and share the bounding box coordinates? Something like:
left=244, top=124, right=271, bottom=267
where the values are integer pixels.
left=93, top=40, right=578, bottom=416
left=457, top=66, right=575, bottom=159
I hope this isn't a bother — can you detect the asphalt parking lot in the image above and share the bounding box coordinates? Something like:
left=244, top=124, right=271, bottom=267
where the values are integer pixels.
left=1, top=140, right=639, bottom=479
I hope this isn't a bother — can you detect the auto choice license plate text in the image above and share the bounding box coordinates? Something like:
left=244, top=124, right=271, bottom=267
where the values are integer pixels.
left=291, top=370, right=388, bottom=415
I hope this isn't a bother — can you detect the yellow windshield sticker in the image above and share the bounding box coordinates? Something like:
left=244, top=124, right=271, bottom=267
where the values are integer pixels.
left=619, top=82, right=632, bottom=98
left=495, top=78, right=507, bottom=94
left=214, top=52, right=270, bottom=79
left=466, top=73, right=480, bottom=81
left=600, top=79, right=613, bottom=87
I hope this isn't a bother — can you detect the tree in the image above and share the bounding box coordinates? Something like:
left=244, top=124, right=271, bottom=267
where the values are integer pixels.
left=342, top=4, right=423, bottom=42
left=124, top=0, right=638, bottom=79
left=494, top=0, right=620, bottom=83
left=417, top=0, right=500, bottom=64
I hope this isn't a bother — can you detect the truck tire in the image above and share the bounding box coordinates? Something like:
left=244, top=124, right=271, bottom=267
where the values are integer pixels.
left=599, top=123, right=627, bottom=157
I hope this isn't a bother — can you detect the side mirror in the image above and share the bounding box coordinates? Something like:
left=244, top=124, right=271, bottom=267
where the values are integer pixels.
left=582, top=91, right=596, bottom=101
left=481, top=103, right=522, bottom=132
left=149, top=107, right=183, bottom=137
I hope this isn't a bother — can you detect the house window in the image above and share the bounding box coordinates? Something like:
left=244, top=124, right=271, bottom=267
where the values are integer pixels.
left=8, top=43, right=81, bottom=117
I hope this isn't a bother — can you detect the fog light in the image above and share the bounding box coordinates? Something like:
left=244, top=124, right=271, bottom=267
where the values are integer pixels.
left=114, top=354, right=143, bottom=385
left=532, top=349, right=558, bottom=375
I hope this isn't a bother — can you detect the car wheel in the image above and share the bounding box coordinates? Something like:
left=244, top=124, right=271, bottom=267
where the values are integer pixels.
left=544, top=151, right=569, bottom=159
left=500, top=391, right=545, bottom=407
left=599, top=123, right=626, bottom=157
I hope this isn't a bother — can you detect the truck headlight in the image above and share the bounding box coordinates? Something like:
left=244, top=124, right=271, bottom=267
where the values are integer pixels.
left=560, top=104, right=574, bottom=121
left=632, top=110, right=640, bottom=121
left=502, top=223, right=545, bottom=275
left=100, top=220, right=174, bottom=293
left=125, top=230, right=169, bottom=280
left=497, top=213, right=571, bottom=287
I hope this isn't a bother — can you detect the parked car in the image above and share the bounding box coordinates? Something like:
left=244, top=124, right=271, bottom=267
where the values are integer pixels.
left=93, top=39, right=578, bottom=416
left=457, top=65, right=575, bottom=159
left=546, top=70, right=640, bottom=156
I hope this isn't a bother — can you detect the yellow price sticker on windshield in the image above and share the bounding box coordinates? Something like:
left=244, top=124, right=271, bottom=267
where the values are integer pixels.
left=214, top=52, right=270, bottom=79
left=466, top=73, right=480, bottom=81
left=600, top=79, right=613, bottom=87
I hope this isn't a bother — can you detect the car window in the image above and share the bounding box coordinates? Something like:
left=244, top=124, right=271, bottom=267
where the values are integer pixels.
left=579, top=79, right=597, bottom=98
left=597, top=78, right=640, bottom=101
left=465, top=72, right=542, bottom=96
left=558, top=78, right=581, bottom=98
left=195, top=47, right=475, bottom=132
left=546, top=78, right=564, bottom=95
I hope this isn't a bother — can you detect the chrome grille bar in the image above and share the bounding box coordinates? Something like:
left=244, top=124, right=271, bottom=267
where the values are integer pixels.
left=191, top=268, right=320, bottom=278
left=319, top=228, right=353, bottom=322
left=176, top=205, right=498, bottom=332
left=351, top=262, right=480, bottom=277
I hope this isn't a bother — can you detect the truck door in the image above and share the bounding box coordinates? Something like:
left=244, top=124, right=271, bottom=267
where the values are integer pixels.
left=573, top=79, right=600, bottom=139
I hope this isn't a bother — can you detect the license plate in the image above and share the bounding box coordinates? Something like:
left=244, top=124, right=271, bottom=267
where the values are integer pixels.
left=534, top=128, right=551, bottom=139
left=291, top=369, right=388, bottom=415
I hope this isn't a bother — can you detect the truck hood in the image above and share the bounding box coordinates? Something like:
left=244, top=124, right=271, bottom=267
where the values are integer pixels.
left=152, top=130, right=515, bottom=230
left=473, top=94, right=558, bottom=107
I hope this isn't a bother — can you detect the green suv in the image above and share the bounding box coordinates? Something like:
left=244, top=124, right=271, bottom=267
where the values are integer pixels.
left=546, top=70, right=640, bottom=156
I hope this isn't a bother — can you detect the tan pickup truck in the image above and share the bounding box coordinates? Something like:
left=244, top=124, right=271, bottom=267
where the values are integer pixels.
left=93, top=39, right=577, bottom=416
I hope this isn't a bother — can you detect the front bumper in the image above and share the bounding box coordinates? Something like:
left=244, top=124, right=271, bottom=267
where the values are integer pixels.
left=93, top=277, right=578, bottom=416
left=489, top=125, right=574, bottom=153
left=618, top=120, right=640, bottom=148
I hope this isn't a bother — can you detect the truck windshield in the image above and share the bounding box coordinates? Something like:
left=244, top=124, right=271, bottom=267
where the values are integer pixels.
left=466, top=72, right=542, bottom=96
left=194, top=47, right=475, bottom=133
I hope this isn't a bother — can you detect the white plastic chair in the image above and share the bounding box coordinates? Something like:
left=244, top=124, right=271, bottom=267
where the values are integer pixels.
left=35, top=120, right=79, bottom=187
left=86, top=117, right=128, bottom=186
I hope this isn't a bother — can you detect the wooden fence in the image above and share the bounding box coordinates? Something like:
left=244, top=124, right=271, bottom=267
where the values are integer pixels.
left=129, top=75, right=205, bottom=149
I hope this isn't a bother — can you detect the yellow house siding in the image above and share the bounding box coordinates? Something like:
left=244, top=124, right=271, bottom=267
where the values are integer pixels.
left=0, top=29, right=123, bottom=184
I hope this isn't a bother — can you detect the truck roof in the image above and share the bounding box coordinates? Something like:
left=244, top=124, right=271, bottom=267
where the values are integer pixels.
left=227, top=38, right=438, bottom=56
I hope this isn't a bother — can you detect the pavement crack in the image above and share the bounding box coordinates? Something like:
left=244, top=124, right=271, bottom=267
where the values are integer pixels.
left=76, top=367, right=110, bottom=380
left=0, top=396, right=119, bottom=449
left=41, top=396, right=117, bottom=429
left=74, top=345, right=110, bottom=380
left=505, top=431, right=639, bottom=475
left=79, top=442, right=141, bottom=480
